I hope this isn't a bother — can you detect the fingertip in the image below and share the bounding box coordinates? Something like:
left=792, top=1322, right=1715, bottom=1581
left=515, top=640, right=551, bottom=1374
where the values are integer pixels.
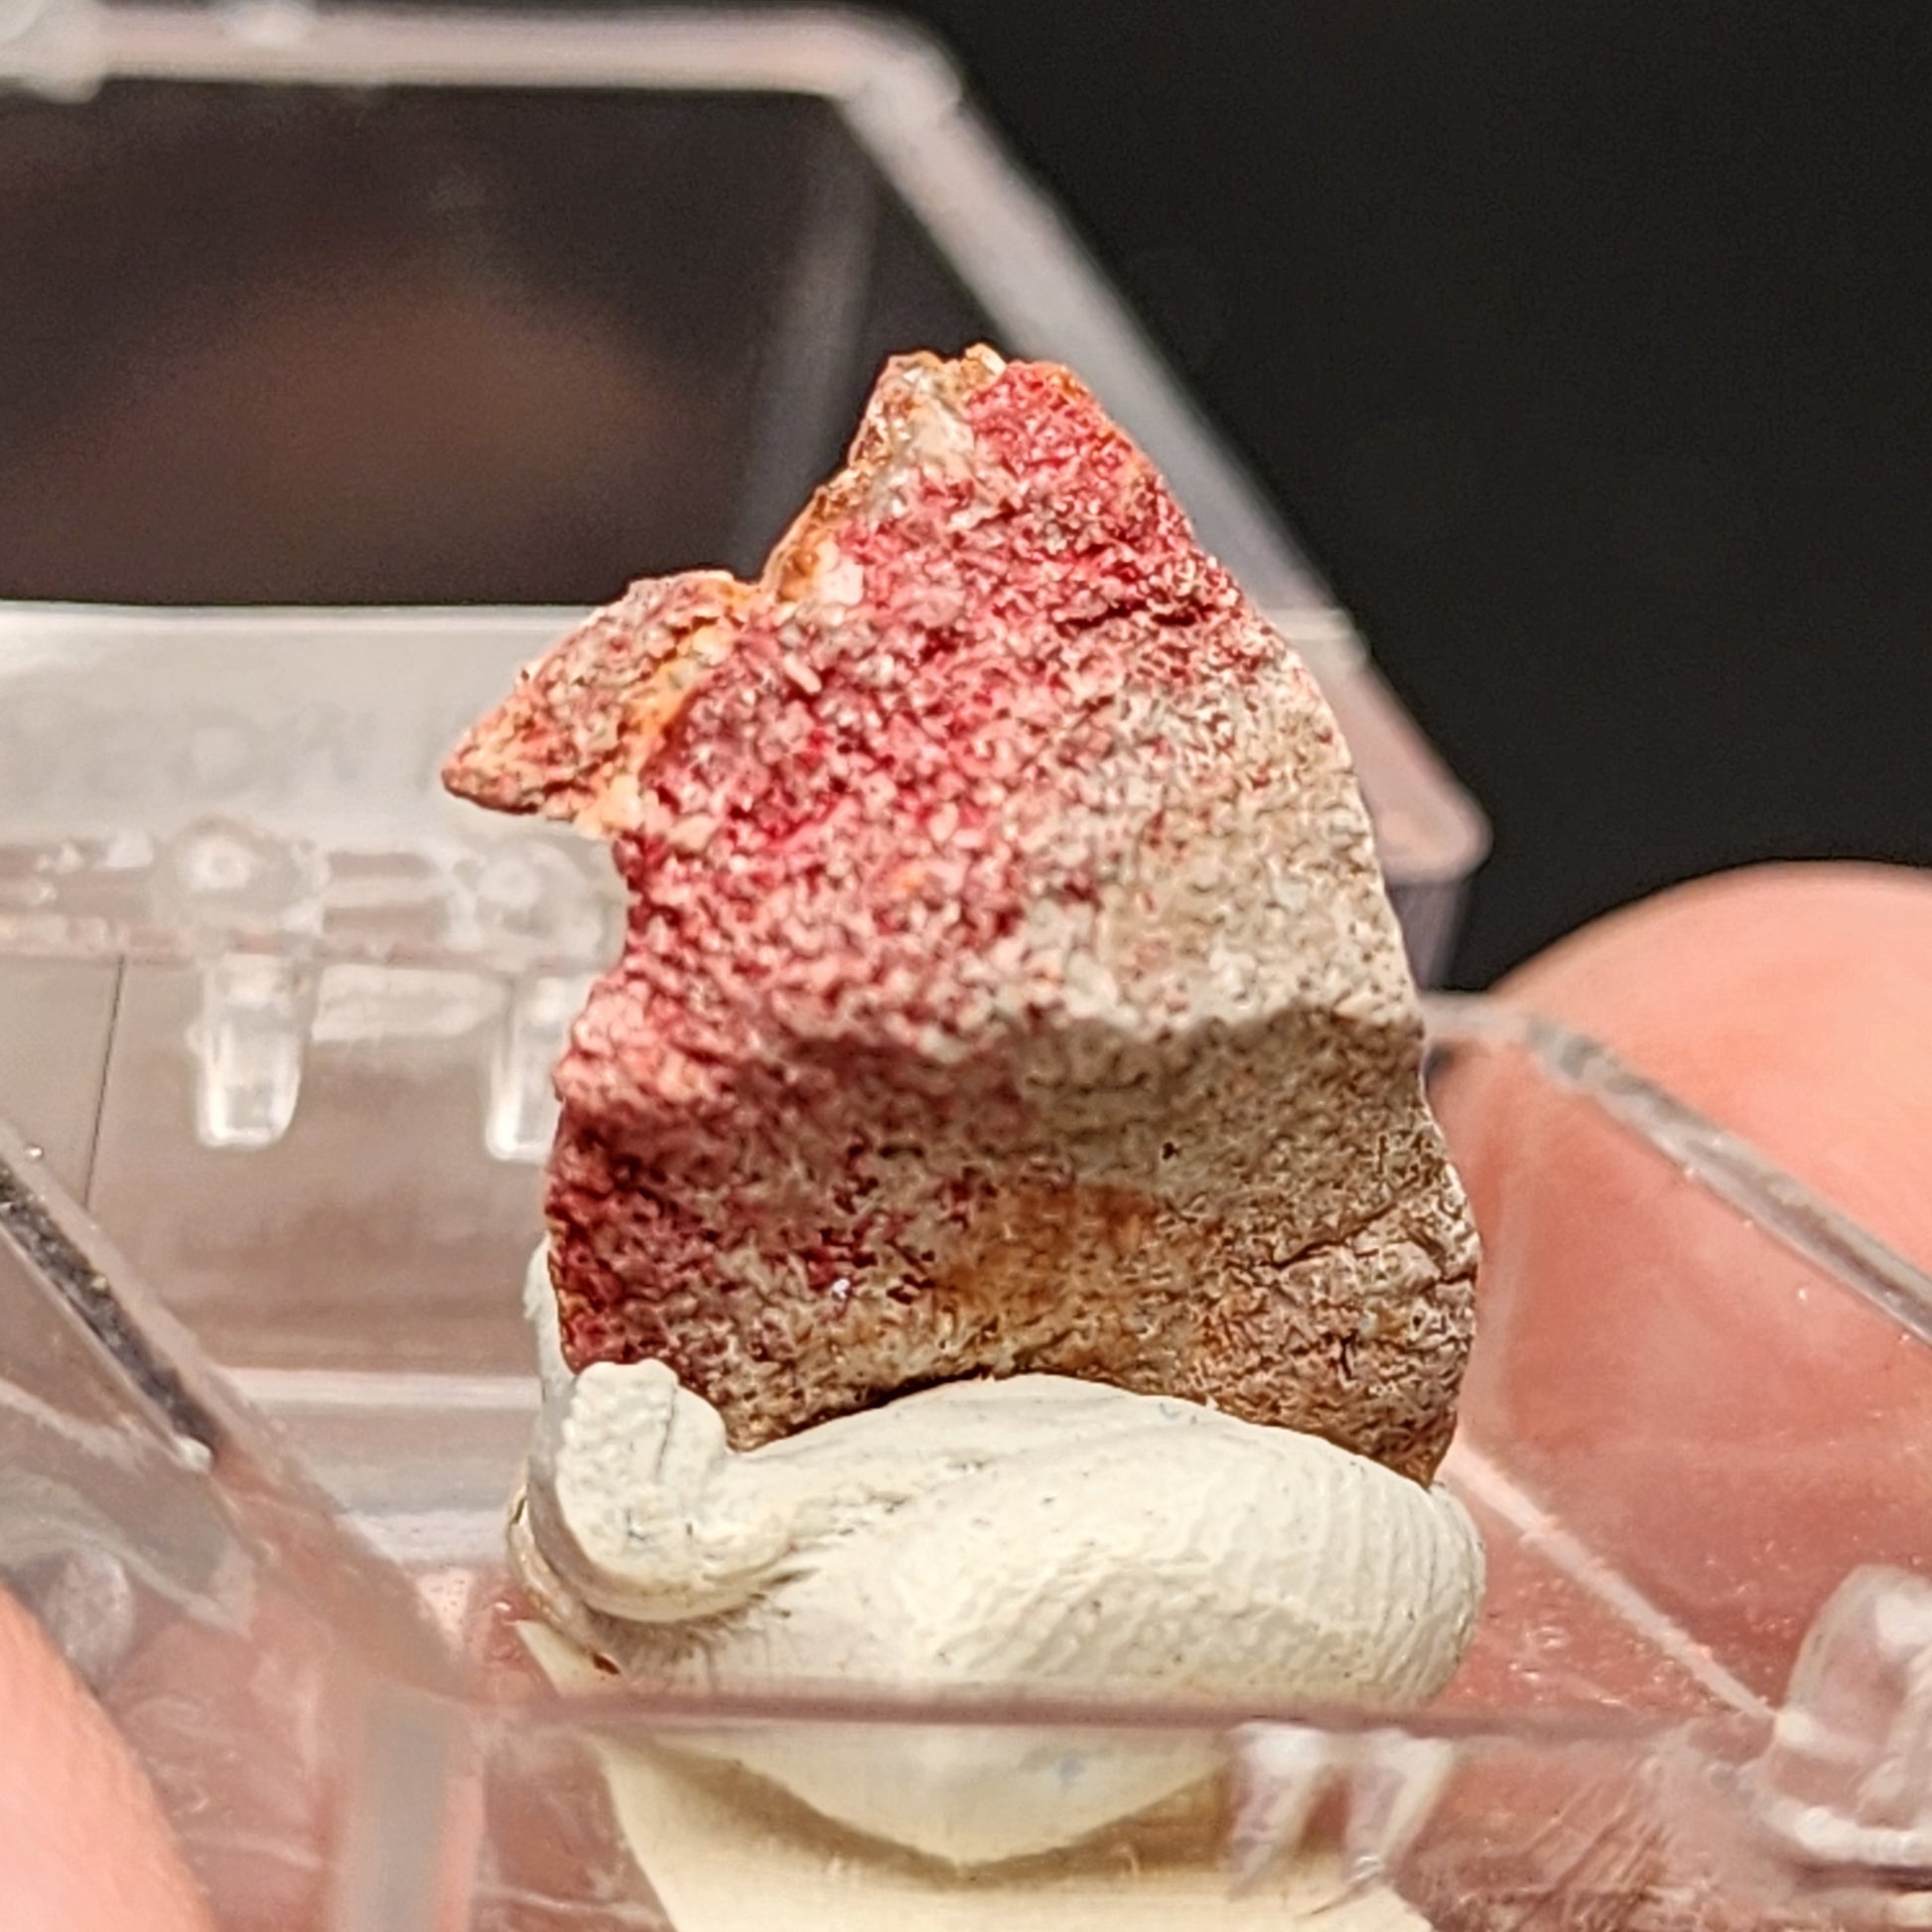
left=1497, top=860, right=1932, bottom=1270
left=0, top=1587, right=213, bottom=1932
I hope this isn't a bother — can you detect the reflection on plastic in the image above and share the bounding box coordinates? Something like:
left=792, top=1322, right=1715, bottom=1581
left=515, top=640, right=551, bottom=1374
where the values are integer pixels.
left=486, top=974, right=594, bottom=1166
left=1231, top=1725, right=1453, bottom=1899
left=193, top=953, right=317, bottom=1152
left=0, top=0, right=102, bottom=100
left=156, top=819, right=326, bottom=937
left=1754, top=1567, right=1932, bottom=1880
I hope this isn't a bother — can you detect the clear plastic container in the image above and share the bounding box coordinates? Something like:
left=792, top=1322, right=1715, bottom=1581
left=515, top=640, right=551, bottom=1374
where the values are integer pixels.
left=10, top=12, right=1932, bottom=1929
left=7, top=996, right=1932, bottom=1931
left=0, top=2, right=1484, bottom=979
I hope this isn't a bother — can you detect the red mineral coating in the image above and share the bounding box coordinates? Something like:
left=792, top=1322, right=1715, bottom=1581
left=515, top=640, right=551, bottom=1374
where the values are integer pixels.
left=446, top=347, right=1476, bottom=1482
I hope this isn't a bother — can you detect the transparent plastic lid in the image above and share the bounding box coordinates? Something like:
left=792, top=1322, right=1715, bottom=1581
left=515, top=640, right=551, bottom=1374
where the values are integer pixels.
left=0, top=4, right=1485, bottom=967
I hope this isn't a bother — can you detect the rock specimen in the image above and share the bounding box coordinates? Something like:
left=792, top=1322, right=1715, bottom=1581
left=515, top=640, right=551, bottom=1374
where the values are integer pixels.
left=445, top=345, right=1476, bottom=1484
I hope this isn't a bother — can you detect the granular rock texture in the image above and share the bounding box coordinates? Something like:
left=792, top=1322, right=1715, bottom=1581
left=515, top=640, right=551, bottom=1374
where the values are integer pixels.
left=446, top=346, right=1476, bottom=1483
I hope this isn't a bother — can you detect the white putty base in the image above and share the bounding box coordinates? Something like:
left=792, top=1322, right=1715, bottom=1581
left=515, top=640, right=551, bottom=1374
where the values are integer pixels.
left=524, top=1621, right=1436, bottom=1932
left=514, top=1254, right=1482, bottom=1865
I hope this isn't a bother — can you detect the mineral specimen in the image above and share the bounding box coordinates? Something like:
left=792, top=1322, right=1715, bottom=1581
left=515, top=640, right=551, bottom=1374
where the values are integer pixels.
left=445, top=346, right=1476, bottom=1484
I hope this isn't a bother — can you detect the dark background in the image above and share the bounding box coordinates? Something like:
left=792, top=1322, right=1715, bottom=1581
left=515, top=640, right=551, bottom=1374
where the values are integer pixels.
left=890, top=3, right=1932, bottom=984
